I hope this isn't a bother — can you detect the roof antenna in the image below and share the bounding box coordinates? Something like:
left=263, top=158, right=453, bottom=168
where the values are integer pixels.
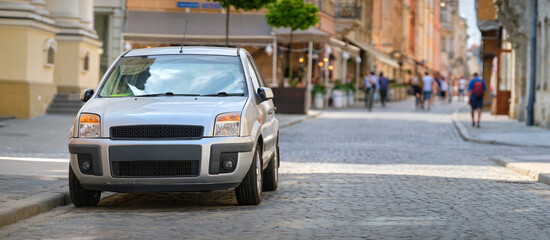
left=179, top=16, right=189, bottom=53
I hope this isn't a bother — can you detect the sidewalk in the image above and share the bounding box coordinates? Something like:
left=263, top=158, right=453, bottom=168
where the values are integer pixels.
left=452, top=106, right=550, bottom=186
left=0, top=111, right=320, bottom=228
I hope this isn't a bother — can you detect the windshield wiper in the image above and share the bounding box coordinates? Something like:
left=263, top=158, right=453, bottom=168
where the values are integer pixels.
left=201, top=92, right=244, bottom=97
left=135, top=92, right=200, bottom=97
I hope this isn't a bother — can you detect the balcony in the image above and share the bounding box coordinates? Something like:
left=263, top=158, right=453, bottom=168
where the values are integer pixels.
left=335, top=4, right=361, bottom=19
left=307, top=0, right=361, bottom=19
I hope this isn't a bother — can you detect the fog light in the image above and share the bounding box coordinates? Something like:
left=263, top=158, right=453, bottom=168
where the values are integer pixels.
left=222, top=158, right=235, bottom=171
left=81, top=160, right=91, bottom=172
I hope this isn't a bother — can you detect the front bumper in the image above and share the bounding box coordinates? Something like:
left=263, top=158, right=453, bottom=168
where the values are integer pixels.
left=68, top=136, right=255, bottom=193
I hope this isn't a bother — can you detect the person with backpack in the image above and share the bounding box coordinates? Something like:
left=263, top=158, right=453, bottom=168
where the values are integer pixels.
left=378, top=72, right=389, bottom=107
left=467, top=73, right=487, bottom=128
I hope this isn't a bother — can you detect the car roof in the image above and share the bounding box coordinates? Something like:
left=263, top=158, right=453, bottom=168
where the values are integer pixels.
left=124, top=46, right=240, bottom=57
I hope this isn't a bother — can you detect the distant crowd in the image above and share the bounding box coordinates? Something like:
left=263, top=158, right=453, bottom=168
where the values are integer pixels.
left=363, top=71, right=487, bottom=128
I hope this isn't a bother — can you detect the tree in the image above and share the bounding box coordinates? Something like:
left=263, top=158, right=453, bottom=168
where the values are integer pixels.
left=212, top=0, right=275, bottom=47
left=265, top=0, right=319, bottom=84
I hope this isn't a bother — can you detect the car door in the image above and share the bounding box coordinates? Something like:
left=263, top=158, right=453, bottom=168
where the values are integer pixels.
left=244, top=55, right=276, bottom=163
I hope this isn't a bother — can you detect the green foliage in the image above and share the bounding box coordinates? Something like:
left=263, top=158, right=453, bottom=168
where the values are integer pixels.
left=333, top=80, right=347, bottom=92
left=265, top=0, right=319, bottom=31
left=312, top=82, right=327, bottom=95
left=345, top=82, right=356, bottom=93
left=212, top=0, right=275, bottom=11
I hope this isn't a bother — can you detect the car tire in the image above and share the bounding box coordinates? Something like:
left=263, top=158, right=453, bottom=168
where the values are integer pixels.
left=236, top=146, right=262, bottom=205
left=263, top=141, right=279, bottom=191
left=69, top=166, right=101, bottom=207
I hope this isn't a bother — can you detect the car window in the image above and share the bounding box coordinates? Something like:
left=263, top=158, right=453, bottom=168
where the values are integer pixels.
left=245, top=57, right=261, bottom=90
left=99, top=55, right=246, bottom=97
left=247, top=56, right=266, bottom=87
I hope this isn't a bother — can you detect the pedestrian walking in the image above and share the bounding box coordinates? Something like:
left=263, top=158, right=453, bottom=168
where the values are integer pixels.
left=364, top=71, right=378, bottom=111
left=467, top=73, right=487, bottom=128
left=422, top=72, right=434, bottom=110
left=411, top=76, right=422, bottom=108
left=439, top=77, right=448, bottom=103
left=431, top=74, right=440, bottom=107
left=379, top=72, right=389, bottom=107
left=458, top=76, right=467, bottom=101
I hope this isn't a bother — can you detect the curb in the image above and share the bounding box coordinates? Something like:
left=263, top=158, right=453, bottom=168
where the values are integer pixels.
left=279, top=111, right=321, bottom=129
left=451, top=108, right=550, bottom=149
left=0, top=191, right=70, bottom=228
left=490, top=156, right=550, bottom=185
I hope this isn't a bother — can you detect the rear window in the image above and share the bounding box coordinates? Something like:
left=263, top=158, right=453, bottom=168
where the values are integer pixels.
left=99, top=55, right=246, bottom=97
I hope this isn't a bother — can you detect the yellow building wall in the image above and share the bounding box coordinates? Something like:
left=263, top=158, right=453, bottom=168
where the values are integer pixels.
left=0, top=26, right=29, bottom=81
left=0, top=24, right=57, bottom=118
left=54, top=37, right=102, bottom=93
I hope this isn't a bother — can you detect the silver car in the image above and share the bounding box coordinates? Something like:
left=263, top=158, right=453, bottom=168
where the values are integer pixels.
left=68, top=47, right=279, bottom=206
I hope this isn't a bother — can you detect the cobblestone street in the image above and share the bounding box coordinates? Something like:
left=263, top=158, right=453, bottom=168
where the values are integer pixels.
left=2, top=100, right=550, bottom=239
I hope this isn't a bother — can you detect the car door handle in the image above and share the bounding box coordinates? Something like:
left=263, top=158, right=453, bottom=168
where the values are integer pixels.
left=267, top=109, right=274, bottom=115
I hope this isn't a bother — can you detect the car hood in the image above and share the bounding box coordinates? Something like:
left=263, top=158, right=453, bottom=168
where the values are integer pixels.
left=80, top=96, right=248, bottom=137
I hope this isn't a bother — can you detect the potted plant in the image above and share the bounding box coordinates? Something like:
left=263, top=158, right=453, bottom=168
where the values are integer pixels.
left=332, top=80, right=347, bottom=108
left=345, top=82, right=356, bottom=106
left=311, top=82, right=327, bottom=109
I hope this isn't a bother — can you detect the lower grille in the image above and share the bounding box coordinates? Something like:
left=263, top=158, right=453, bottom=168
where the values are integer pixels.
left=112, top=160, right=199, bottom=177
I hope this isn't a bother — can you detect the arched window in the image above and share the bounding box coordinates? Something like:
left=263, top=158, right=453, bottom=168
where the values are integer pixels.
left=44, top=38, right=57, bottom=67
left=47, top=47, right=55, bottom=65
left=83, top=53, right=89, bottom=71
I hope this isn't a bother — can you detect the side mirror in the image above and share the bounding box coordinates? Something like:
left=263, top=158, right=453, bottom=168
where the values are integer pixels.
left=80, top=89, right=94, bottom=102
left=257, top=87, right=274, bottom=102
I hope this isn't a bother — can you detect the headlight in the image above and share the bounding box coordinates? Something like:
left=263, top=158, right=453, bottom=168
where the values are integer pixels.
left=79, top=113, right=100, bottom=138
left=214, top=112, right=240, bottom=137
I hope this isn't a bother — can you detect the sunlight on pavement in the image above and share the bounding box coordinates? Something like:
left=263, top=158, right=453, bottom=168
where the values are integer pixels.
left=0, top=156, right=69, bottom=163
left=281, top=161, right=535, bottom=182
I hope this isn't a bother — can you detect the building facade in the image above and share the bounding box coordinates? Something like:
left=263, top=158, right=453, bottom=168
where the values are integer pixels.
left=0, top=0, right=102, bottom=118
left=495, top=0, right=550, bottom=128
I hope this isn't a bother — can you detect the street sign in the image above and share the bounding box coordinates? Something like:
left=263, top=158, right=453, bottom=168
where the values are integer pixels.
left=177, top=2, right=199, bottom=8
left=201, top=2, right=221, bottom=9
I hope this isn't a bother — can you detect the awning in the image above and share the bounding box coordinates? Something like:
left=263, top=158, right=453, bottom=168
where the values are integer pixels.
left=273, top=27, right=330, bottom=44
left=124, top=11, right=274, bottom=45
left=477, top=19, right=500, bottom=32
left=329, top=38, right=360, bottom=55
left=346, top=38, right=400, bottom=68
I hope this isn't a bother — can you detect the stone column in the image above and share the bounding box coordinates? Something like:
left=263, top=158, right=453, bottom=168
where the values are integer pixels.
left=0, top=0, right=59, bottom=118
left=45, top=0, right=102, bottom=94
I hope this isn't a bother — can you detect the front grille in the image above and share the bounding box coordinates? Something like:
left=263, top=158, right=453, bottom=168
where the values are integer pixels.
left=110, top=125, right=203, bottom=140
left=112, top=160, right=199, bottom=177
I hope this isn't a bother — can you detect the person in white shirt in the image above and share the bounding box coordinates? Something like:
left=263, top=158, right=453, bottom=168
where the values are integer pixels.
left=458, top=76, right=467, bottom=100
left=363, top=71, right=378, bottom=111
left=422, top=72, right=434, bottom=110
left=440, top=77, right=448, bottom=103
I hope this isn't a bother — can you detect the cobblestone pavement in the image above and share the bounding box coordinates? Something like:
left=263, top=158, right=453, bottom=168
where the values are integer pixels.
left=2, top=100, right=550, bottom=239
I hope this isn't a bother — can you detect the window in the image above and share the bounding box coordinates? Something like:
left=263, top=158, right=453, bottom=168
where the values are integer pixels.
left=44, top=38, right=57, bottom=67
left=83, top=53, right=90, bottom=71
left=245, top=57, right=262, bottom=90
left=99, top=55, right=246, bottom=97
left=47, top=47, right=55, bottom=65
left=247, top=56, right=266, bottom=87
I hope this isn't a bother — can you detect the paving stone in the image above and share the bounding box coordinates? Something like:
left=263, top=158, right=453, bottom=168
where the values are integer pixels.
left=1, top=100, right=550, bottom=239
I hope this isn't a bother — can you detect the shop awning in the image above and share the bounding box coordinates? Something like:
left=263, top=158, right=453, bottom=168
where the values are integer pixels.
left=346, top=38, right=400, bottom=68
left=124, top=11, right=274, bottom=45
left=273, top=27, right=330, bottom=44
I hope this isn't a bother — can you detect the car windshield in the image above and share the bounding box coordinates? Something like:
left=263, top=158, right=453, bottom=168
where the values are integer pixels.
left=99, top=55, right=246, bottom=97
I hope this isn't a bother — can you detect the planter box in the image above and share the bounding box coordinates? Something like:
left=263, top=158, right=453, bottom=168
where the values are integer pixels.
left=272, top=87, right=308, bottom=114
